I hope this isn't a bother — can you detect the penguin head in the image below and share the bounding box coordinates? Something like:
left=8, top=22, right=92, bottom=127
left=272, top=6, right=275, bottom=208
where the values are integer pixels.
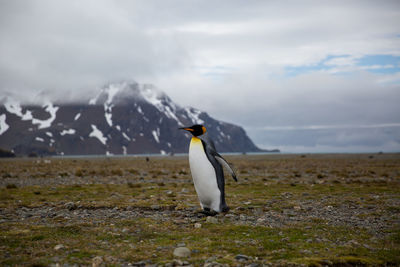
left=179, top=124, right=207, bottom=137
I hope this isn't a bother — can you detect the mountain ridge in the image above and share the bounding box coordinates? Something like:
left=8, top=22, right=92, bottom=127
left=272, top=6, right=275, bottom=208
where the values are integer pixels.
left=0, top=81, right=275, bottom=156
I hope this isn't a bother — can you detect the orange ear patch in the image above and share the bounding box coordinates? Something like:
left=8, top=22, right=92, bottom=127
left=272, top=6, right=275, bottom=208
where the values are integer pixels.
left=202, top=126, right=207, bottom=134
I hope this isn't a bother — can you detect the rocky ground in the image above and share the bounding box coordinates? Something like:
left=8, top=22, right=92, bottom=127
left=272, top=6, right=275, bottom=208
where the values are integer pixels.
left=0, top=154, right=399, bottom=266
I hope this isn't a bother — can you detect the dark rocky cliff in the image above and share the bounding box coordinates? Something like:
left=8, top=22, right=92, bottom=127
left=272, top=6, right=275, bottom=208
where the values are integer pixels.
left=0, top=81, right=265, bottom=156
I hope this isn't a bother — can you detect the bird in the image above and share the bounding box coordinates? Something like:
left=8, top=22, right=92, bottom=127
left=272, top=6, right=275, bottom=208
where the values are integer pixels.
left=179, top=124, right=237, bottom=215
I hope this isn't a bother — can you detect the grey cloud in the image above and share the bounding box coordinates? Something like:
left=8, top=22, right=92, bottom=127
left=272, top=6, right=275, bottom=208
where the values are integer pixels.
left=0, top=0, right=190, bottom=99
left=249, top=126, right=400, bottom=153
left=183, top=72, right=400, bottom=126
left=0, top=0, right=399, bottom=152
left=173, top=71, right=400, bottom=152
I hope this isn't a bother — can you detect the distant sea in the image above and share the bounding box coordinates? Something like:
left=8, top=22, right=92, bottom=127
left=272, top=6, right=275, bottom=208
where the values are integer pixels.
left=48, top=151, right=397, bottom=159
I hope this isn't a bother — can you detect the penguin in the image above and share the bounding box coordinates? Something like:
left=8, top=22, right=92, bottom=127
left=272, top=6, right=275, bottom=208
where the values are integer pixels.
left=179, top=124, right=237, bottom=215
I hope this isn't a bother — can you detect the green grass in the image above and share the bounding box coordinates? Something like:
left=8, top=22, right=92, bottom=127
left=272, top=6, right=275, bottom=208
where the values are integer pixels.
left=0, top=154, right=399, bottom=266
left=1, top=218, right=398, bottom=265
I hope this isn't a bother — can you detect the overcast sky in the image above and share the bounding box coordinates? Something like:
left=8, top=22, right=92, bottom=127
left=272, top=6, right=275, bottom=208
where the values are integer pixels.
left=1, top=0, right=400, bottom=152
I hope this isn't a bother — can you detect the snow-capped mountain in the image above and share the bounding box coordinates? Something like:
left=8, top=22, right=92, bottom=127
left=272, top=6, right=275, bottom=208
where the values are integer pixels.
left=0, top=81, right=264, bottom=156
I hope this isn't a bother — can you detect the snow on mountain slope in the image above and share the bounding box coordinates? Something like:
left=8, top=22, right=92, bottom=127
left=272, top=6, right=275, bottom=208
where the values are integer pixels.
left=0, top=81, right=264, bottom=156
left=4, top=97, right=33, bottom=121
left=3, top=97, right=58, bottom=129
left=0, top=114, right=9, bottom=135
left=139, top=84, right=183, bottom=126
left=31, top=102, right=59, bottom=129
left=60, top=129, right=76, bottom=136
left=152, top=128, right=160, bottom=143
left=103, top=83, right=120, bottom=127
left=89, top=124, right=107, bottom=145
left=92, top=82, right=184, bottom=127
left=183, top=107, right=204, bottom=124
left=74, top=113, right=81, bottom=121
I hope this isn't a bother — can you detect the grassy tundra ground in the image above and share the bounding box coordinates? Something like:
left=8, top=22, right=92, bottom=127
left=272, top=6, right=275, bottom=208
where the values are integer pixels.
left=0, top=154, right=399, bottom=266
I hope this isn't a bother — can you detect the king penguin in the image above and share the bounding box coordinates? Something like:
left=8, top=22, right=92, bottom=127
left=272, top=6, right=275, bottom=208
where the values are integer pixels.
left=180, top=124, right=237, bottom=215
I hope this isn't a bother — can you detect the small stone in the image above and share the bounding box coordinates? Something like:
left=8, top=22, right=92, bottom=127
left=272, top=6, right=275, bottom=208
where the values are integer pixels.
left=235, top=254, right=249, bottom=262
left=104, top=255, right=118, bottom=264
left=173, top=259, right=184, bottom=266
left=205, top=256, right=216, bottom=263
left=54, top=244, right=65, bottom=251
left=206, top=216, right=218, bottom=223
left=256, top=218, right=265, bottom=224
left=347, top=239, right=360, bottom=246
left=92, top=256, right=103, bottom=267
left=173, top=247, right=191, bottom=258
left=293, top=205, right=301, bottom=211
left=51, top=256, right=60, bottom=262
left=151, top=205, right=161, bottom=210
left=177, top=242, right=186, bottom=247
left=194, top=223, right=202, bottom=228
left=181, top=188, right=189, bottom=193
left=300, top=249, right=312, bottom=255
left=132, top=260, right=147, bottom=266
left=64, top=202, right=77, bottom=210
left=204, top=262, right=224, bottom=267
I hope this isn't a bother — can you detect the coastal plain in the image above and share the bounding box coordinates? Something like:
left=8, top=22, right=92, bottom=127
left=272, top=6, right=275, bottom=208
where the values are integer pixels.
left=1, top=153, right=399, bottom=266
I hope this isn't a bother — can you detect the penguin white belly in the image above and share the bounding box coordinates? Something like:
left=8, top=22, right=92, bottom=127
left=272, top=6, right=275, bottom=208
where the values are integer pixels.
left=189, top=137, right=221, bottom=212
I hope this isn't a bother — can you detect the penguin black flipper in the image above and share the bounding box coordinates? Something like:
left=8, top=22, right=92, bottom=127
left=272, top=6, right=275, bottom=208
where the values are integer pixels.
left=200, top=139, right=229, bottom=212
left=215, top=155, right=238, bottom=182
left=201, top=136, right=238, bottom=182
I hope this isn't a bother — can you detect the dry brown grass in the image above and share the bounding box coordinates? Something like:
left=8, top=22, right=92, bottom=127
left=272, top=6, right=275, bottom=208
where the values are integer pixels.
left=0, top=153, right=399, bottom=266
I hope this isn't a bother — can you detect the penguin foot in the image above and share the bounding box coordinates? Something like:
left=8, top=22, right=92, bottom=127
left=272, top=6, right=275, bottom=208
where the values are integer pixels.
left=221, top=206, right=230, bottom=213
left=199, top=207, right=218, bottom=216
